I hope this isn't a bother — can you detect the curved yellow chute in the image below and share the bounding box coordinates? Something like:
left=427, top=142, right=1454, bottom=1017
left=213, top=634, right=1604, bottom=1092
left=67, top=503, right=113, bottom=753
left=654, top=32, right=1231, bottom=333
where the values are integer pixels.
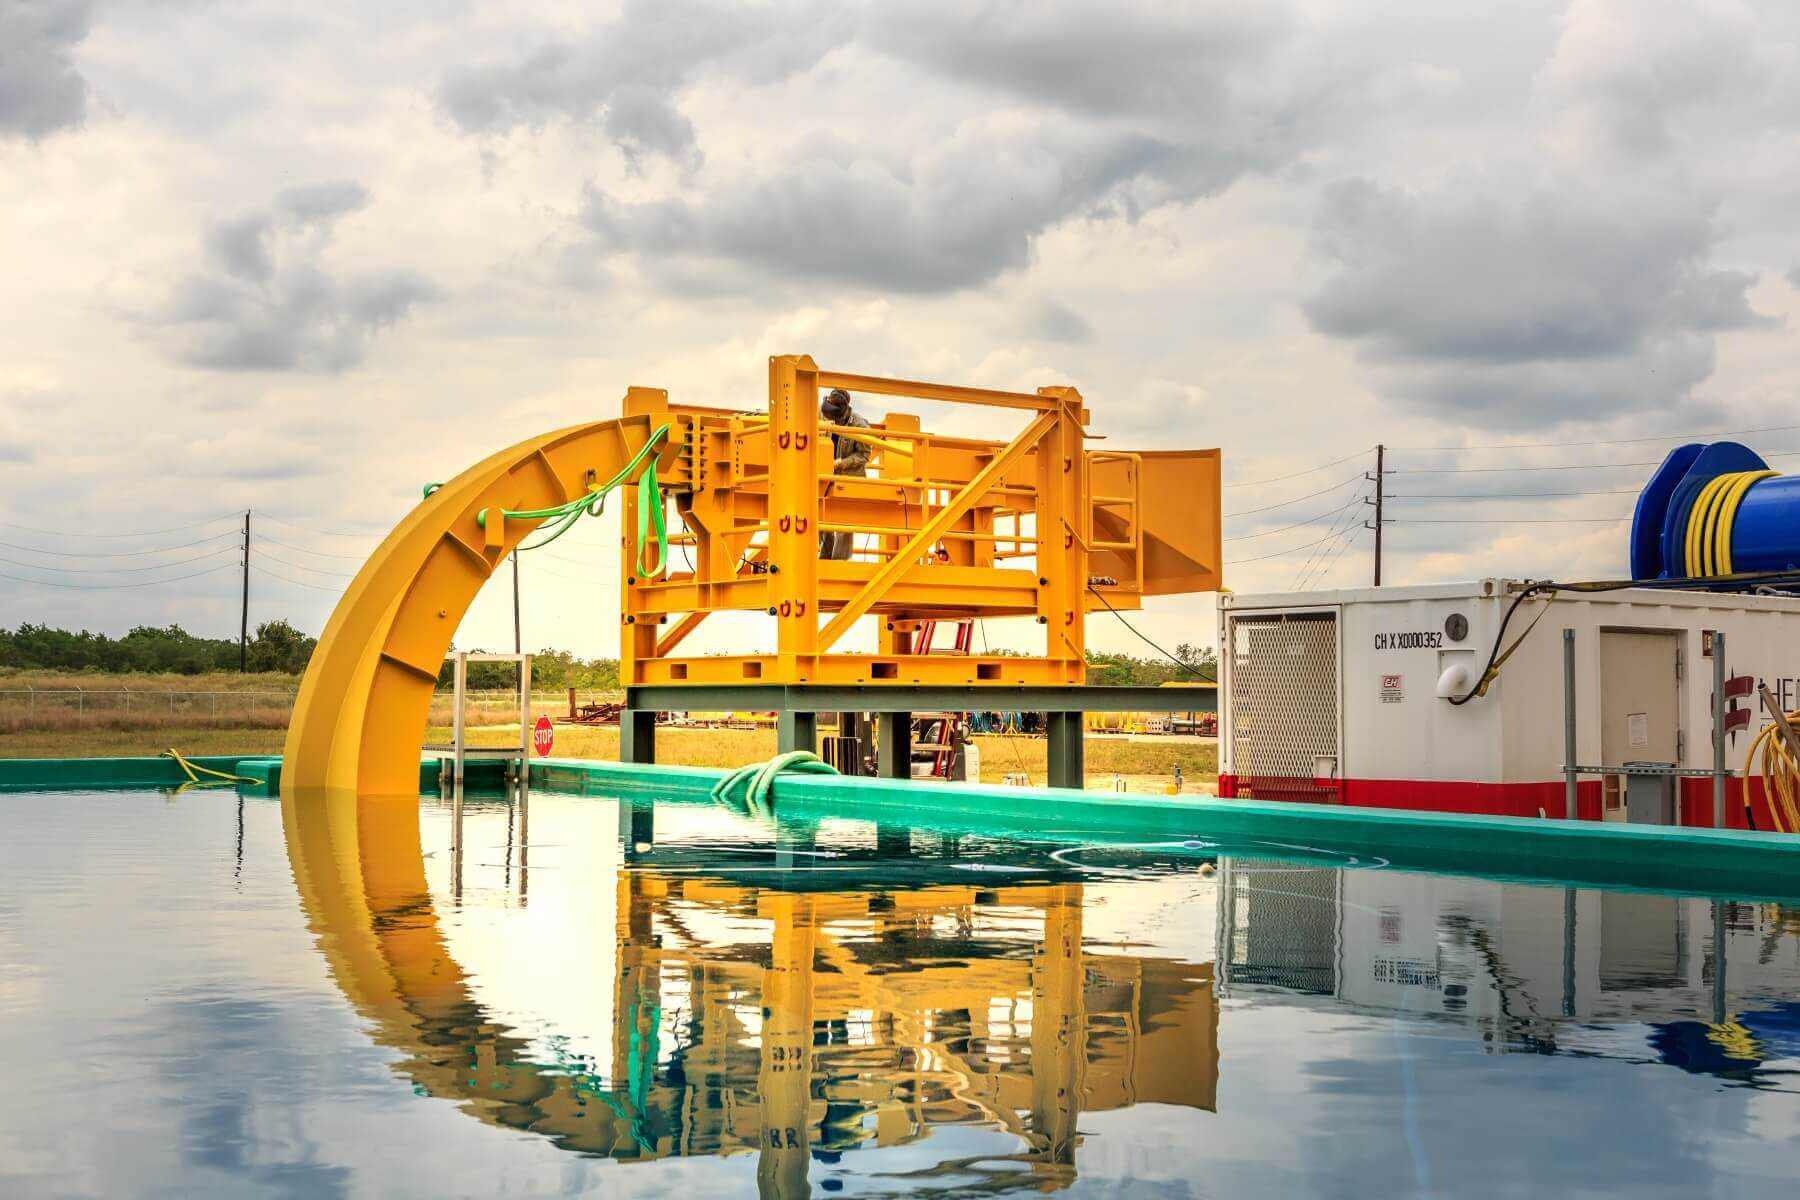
left=283, top=407, right=673, bottom=798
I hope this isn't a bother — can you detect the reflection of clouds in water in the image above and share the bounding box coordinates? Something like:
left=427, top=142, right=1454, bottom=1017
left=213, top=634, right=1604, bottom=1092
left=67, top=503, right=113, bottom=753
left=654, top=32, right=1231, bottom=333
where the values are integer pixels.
left=126, top=991, right=354, bottom=1199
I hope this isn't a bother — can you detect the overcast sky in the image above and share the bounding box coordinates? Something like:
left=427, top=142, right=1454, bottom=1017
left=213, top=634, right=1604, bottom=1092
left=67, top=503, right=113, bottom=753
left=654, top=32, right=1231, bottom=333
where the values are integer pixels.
left=3, top=0, right=1798, bottom=659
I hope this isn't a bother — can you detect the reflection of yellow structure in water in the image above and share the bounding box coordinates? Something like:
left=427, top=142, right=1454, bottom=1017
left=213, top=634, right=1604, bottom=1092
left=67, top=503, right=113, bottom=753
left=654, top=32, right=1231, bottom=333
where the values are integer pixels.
left=283, top=793, right=1218, bottom=1195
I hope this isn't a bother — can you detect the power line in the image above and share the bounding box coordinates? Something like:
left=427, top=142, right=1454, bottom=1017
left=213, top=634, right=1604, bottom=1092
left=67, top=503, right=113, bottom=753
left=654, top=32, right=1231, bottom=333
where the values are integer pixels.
left=0, top=563, right=237, bottom=590
left=0, top=513, right=240, bottom=539
left=1223, top=447, right=1373, bottom=489
left=0, top=530, right=242, bottom=558
left=1303, top=524, right=1366, bottom=590
left=0, top=546, right=240, bottom=575
left=1389, top=489, right=1640, bottom=500
left=1224, top=471, right=1365, bottom=519
left=1390, top=448, right=1800, bottom=475
left=256, top=513, right=388, bottom=540
left=1391, top=422, right=1800, bottom=453
left=255, top=535, right=370, bottom=561
left=249, top=563, right=344, bottom=592
left=1292, top=507, right=1365, bottom=588
left=1228, top=522, right=1364, bottom=565
left=1224, top=493, right=1367, bottom=542
left=256, top=550, right=357, bottom=578
left=1295, top=517, right=1361, bottom=589
left=1392, top=517, right=1629, bottom=525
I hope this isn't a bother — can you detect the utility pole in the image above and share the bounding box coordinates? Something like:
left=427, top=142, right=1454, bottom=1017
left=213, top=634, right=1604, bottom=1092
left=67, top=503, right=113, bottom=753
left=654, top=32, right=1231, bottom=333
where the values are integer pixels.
left=511, top=551, right=522, bottom=654
left=240, top=510, right=251, bottom=671
left=1364, top=444, right=1386, bottom=586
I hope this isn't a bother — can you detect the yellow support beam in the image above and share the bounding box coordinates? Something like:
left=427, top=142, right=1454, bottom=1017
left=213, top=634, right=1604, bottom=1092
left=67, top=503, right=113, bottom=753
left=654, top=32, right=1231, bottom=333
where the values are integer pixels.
left=814, top=410, right=1058, bottom=653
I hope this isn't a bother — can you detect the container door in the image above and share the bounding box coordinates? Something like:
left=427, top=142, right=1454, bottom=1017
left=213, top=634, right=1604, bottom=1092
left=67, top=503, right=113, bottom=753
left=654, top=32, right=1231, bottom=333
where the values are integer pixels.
left=1228, top=612, right=1340, bottom=802
left=1598, top=630, right=1681, bottom=823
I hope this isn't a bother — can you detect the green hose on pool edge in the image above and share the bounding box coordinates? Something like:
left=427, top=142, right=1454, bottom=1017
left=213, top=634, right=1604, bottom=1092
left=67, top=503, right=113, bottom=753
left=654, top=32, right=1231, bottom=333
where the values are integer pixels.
left=710, top=751, right=839, bottom=822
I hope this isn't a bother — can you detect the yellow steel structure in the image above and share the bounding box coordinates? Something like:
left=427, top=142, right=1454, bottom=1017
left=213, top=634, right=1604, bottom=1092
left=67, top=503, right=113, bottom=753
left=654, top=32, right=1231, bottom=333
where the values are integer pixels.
left=282, top=789, right=1218, bottom=1187
left=284, top=356, right=1220, bottom=797
left=283, top=414, right=675, bottom=797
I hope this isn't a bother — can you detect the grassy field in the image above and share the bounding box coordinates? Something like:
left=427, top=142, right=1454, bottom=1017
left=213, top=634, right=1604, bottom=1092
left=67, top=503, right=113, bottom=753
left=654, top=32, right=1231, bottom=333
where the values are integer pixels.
left=0, top=668, right=1216, bottom=788
left=0, top=721, right=1216, bottom=789
left=0, top=668, right=302, bottom=692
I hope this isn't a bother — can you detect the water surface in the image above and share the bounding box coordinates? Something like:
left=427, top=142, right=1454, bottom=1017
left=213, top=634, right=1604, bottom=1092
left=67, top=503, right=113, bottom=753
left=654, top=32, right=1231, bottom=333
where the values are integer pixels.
left=1, top=785, right=1796, bottom=1197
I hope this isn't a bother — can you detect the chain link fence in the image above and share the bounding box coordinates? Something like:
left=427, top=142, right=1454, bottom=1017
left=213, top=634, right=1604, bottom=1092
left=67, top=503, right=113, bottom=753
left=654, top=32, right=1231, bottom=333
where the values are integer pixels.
left=0, top=687, right=624, bottom=731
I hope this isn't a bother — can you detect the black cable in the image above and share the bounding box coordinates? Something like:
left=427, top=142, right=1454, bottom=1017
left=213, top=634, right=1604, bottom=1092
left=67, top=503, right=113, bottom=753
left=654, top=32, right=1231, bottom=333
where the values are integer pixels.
left=1292, top=504, right=1368, bottom=589
left=0, top=563, right=237, bottom=590
left=1447, top=568, right=1800, bottom=707
left=1447, top=582, right=1555, bottom=706
left=0, top=546, right=239, bottom=574
left=1227, top=522, right=1359, bottom=566
left=1393, top=517, right=1628, bottom=525
left=0, top=530, right=241, bottom=558
left=249, top=563, right=343, bottom=592
left=256, top=535, right=370, bottom=560
left=1392, top=449, right=1800, bottom=475
left=256, top=550, right=357, bottom=578
left=1393, top=422, right=1800, bottom=452
left=1087, top=586, right=1209, bottom=678
left=1224, top=471, right=1365, bottom=518
left=1225, top=493, right=1366, bottom=542
left=257, top=514, right=387, bottom=539
left=1224, top=448, right=1373, bottom=489
left=0, top=513, right=239, bottom=539
left=1390, top=489, right=1640, bottom=500
left=1300, top=524, right=1366, bottom=591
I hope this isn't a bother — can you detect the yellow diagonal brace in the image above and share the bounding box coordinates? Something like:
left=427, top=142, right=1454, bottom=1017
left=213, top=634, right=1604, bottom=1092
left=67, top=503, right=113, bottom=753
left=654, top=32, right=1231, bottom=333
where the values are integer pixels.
left=655, top=610, right=708, bottom=656
left=815, top=411, right=1057, bottom=653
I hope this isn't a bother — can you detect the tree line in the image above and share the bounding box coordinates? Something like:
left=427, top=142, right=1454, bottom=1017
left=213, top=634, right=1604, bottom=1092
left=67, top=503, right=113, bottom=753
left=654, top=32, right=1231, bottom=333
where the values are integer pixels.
left=1, top=620, right=1216, bottom=689
left=1084, top=643, right=1217, bottom=686
left=0, top=620, right=316, bottom=675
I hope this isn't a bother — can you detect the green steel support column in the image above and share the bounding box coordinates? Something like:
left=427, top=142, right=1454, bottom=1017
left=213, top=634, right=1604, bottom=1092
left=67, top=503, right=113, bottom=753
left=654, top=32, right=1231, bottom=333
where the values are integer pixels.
left=1046, top=711, right=1084, bottom=789
left=620, top=708, right=656, bottom=764
left=878, top=712, right=912, bottom=778
left=778, top=710, right=818, bottom=755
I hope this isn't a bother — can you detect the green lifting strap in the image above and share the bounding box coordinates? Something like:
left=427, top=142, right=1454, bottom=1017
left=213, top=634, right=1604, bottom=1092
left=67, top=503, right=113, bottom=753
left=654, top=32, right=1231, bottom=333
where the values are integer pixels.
left=473, top=425, right=672, bottom=576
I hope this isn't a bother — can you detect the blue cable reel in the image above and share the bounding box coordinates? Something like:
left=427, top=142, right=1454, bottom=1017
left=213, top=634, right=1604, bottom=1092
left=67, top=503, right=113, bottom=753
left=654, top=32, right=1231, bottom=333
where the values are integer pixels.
left=1631, top=441, right=1800, bottom=584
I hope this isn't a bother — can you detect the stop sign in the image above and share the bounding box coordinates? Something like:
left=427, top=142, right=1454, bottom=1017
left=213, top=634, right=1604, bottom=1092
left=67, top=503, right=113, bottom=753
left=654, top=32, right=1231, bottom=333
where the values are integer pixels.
left=532, top=715, right=555, bottom=757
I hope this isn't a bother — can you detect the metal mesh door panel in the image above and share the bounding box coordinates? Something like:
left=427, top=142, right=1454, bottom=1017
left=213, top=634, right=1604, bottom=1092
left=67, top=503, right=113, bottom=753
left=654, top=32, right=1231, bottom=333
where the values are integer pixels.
left=1223, top=862, right=1339, bottom=994
left=1229, top=613, right=1339, bottom=800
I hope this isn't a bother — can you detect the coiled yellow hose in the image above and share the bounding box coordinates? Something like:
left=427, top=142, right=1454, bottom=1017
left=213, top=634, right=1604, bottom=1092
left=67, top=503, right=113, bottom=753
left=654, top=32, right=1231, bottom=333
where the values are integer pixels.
left=1742, top=715, right=1800, bottom=834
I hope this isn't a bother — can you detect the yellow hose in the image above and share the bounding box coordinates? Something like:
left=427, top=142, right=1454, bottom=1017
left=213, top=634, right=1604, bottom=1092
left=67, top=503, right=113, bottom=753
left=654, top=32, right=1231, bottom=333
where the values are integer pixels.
left=161, top=748, right=257, bottom=786
left=1714, top=470, right=1776, bottom=574
left=1687, top=470, right=1776, bottom=576
left=1742, top=715, right=1800, bottom=834
left=1686, top=474, right=1733, bottom=577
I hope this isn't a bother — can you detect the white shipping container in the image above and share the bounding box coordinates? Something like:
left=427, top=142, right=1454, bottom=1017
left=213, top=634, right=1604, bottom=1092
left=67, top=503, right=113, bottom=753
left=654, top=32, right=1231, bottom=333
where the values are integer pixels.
left=1218, top=580, right=1800, bottom=828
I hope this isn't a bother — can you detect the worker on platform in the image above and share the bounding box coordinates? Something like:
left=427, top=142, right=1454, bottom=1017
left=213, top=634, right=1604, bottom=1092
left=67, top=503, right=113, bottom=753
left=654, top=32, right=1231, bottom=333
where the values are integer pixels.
left=820, top=388, right=871, bottom=560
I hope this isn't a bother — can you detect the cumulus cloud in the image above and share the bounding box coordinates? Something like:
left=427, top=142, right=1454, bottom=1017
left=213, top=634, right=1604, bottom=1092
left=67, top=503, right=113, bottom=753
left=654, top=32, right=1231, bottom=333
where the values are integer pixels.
left=1303, top=177, right=1771, bottom=427
left=580, top=122, right=1206, bottom=292
left=1539, top=0, right=1792, bottom=163
left=142, top=183, right=435, bottom=372
left=1027, top=298, right=1093, bottom=344
left=0, top=0, right=92, bottom=140
left=867, top=0, right=1296, bottom=124
left=459, top=2, right=1368, bottom=293
left=436, top=0, right=851, bottom=169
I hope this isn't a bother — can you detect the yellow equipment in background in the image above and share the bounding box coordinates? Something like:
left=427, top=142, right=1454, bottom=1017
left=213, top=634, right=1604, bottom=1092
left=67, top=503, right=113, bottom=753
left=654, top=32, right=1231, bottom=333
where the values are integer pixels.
left=284, top=356, right=1221, bottom=797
